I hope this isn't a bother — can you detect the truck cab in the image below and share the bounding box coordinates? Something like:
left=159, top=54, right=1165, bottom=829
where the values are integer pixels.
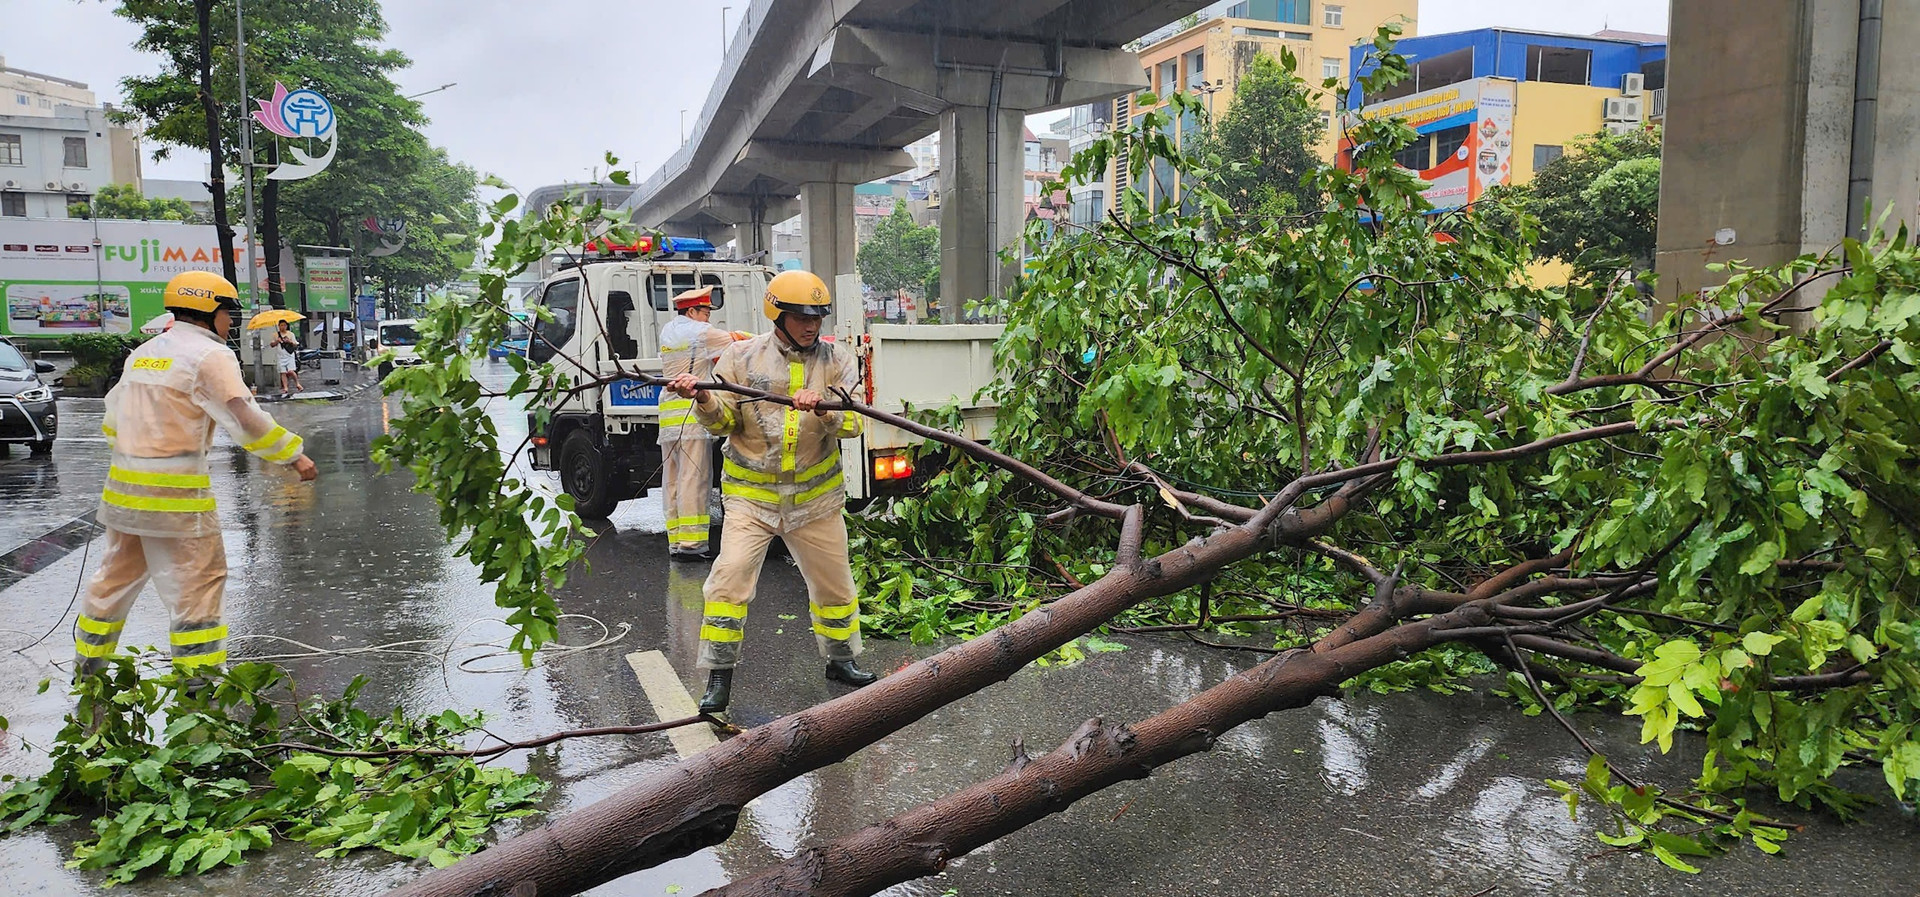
left=525, top=241, right=1006, bottom=520
left=524, top=238, right=772, bottom=517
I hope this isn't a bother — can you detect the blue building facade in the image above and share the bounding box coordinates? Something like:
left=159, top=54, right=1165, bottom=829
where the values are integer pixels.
left=1347, top=28, right=1668, bottom=110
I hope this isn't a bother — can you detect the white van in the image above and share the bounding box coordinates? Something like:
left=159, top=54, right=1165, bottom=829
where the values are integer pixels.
left=376, top=318, right=423, bottom=378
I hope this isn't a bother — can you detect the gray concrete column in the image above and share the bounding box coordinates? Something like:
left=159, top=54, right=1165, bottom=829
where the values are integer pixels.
left=940, top=104, right=1028, bottom=307
left=801, top=181, right=856, bottom=286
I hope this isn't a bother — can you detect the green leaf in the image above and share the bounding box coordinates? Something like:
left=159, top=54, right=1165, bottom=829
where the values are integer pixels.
left=1742, top=632, right=1786, bottom=656
left=1650, top=844, right=1702, bottom=874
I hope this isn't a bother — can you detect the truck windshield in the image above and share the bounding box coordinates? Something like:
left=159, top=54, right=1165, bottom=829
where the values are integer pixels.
left=380, top=324, right=420, bottom=346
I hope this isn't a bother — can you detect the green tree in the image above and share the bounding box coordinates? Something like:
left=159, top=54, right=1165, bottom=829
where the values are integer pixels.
left=1195, top=51, right=1325, bottom=215
left=115, top=0, right=473, bottom=308
left=1495, top=126, right=1664, bottom=277
left=87, top=183, right=199, bottom=222
left=857, top=203, right=939, bottom=300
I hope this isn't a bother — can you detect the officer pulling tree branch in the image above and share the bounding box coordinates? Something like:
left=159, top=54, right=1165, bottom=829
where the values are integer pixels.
left=667, top=269, right=880, bottom=714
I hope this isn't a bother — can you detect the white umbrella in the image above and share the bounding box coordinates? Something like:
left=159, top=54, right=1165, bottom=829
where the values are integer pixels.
left=140, top=312, right=175, bottom=334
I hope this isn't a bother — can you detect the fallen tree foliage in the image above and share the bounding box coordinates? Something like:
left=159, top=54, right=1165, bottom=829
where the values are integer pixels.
left=380, top=30, right=1919, bottom=897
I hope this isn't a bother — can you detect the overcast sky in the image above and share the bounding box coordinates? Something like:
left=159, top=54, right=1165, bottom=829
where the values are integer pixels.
left=2, top=0, right=1669, bottom=195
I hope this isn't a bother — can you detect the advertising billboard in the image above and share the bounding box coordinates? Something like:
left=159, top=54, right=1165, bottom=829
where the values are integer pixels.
left=1342, top=76, right=1517, bottom=212
left=0, top=219, right=267, bottom=337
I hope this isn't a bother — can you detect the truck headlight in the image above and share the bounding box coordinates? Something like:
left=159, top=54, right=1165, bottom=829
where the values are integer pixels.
left=15, top=385, right=52, bottom=404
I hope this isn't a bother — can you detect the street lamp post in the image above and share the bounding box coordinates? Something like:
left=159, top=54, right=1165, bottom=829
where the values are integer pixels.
left=406, top=82, right=457, bottom=101
left=235, top=0, right=268, bottom=391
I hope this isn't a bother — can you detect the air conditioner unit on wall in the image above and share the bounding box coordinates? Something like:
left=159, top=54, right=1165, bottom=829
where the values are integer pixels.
left=1621, top=72, right=1646, bottom=96
left=2, top=180, right=17, bottom=189
left=1605, top=120, right=1639, bottom=136
left=1603, top=96, right=1644, bottom=122
left=68, top=182, right=86, bottom=191
left=45, top=181, right=62, bottom=191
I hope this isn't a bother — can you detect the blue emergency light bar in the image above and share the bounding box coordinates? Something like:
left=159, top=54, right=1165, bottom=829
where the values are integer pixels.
left=661, top=236, right=716, bottom=256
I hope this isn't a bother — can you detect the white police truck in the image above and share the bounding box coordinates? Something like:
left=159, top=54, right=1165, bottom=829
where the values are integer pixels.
left=524, top=238, right=1001, bottom=519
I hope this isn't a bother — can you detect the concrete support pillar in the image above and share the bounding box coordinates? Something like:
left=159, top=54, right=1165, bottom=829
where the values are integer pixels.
left=939, top=104, right=1027, bottom=308
left=801, top=181, right=856, bottom=287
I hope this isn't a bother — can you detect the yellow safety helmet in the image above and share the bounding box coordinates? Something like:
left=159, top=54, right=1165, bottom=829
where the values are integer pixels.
left=162, top=270, right=242, bottom=315
left=763, top=269, right=832, bottom=322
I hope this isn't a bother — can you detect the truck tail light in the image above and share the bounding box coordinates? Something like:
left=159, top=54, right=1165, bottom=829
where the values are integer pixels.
left=531, top=436, right=549, bottom=447
left=872, top=452, right=913, bottom=482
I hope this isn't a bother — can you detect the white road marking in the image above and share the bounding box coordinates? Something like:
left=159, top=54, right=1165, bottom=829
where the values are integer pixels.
left=625, top=649, right=719, bottom=758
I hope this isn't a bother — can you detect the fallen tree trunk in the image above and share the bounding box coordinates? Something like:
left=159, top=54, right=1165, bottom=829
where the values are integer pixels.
left=703, top=601, right=1498, bottom=897
left=388, top=498, right=1318, bottom=897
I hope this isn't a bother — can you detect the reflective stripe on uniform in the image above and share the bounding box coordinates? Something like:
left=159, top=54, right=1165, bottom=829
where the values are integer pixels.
left=107, top=466, right=212, bottom=490
left=77, top=615, right=126, bottom=637
left=723, top=458, right=778, bottom=483
left=702, top=403, right=736, bottom=434
left=699, top=625, right=746, bottom=643
left=170, top=624, right=229, bottom=646
left=660, top=414, right=698, bottom=428
left=74, top=639, right=116, bottom=658
left=722, top=481, right=781, bottom=503
left=659, top=399, right=695, bottom=413
left=101, top=490, right=216, bottom=513
left=795, top=473, right=846, bottom=504
left=779, top=361, right=804, bottom=473
left=702, top=601, right=748, bottom=620
left=172, top=650, right=227, bottom=667
left=261, top=436, right=304, bottom=463
left=836, top=412, right=862, bottom=439
left=101, top=425, right=118, bottom=438
left=665, top=515, right=712, bottom=530
left=797, top=451, right=841, bottom=482
left=810, top=601, right=857, bottom=620
left=813, top=620, right=859, bottom=640
left=242, top=425, right=289, bottom=453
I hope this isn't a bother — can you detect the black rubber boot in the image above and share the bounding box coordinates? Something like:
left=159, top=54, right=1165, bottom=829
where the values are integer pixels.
left=698, top=669, right=733, bottom=714
left=824, top=659, right=879, bottom=687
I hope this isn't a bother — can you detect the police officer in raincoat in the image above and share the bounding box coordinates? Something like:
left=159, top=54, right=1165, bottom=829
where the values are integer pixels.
left=656, top=286, right=742, bottom=559
left=74, top=271, right=317, bottom=679
left=666, top=270, right=880, bottom=713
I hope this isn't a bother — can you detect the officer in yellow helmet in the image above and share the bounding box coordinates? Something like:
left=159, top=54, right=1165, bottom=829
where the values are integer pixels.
left=665, top=269, right=878, bottom=713
left=75, top=270, right=318, bottom=680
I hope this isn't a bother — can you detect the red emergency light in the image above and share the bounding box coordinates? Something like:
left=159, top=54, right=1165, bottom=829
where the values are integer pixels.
left=585, top=235, right=655, bottom=255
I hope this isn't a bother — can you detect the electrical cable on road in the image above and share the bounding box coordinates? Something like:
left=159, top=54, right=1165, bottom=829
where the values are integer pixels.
left=229, top=612, right=631, bottom=673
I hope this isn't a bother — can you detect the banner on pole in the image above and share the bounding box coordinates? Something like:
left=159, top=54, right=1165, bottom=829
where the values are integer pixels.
left=304, top=257, right=351, bottom=312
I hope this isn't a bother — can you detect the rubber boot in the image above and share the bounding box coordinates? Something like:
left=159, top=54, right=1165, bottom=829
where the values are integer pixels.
left=824, top=659, right=879, bottom=687
left=698, top=669, right=733, bottom=714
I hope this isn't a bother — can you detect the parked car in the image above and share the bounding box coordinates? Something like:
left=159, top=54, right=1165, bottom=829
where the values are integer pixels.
left=0, top=337, right=58, bottom=456
left=487, top=313, right=532, bottom=361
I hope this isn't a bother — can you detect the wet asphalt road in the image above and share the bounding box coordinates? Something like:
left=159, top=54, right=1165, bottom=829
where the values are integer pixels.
left=1, top=371, right=1916, bottom=896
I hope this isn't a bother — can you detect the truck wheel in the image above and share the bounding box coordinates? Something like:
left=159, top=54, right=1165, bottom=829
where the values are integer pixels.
left=30, top=439, right=53, bottom=457
left=560, top=431, right=620, bottom=519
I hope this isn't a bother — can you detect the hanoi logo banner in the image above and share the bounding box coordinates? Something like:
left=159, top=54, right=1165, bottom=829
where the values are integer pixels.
left=253, top=82, right=338, bottom=181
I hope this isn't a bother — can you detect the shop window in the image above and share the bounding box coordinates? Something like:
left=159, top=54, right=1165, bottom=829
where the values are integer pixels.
left=1393, top=134, right=1432, bottom=172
